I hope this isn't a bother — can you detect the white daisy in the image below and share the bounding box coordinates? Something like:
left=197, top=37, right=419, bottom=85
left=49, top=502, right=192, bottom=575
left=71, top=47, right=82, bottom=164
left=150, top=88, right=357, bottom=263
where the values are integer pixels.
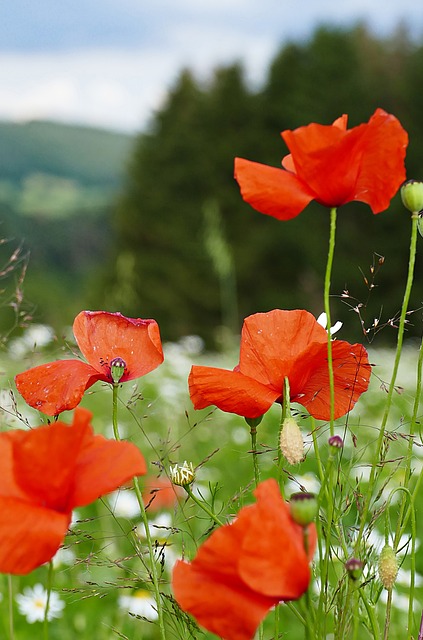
left=15, top=584, right=65, bottom=623
left=118, top=589, right=158, bottom=620
left=108, top=489, right=140, bottom=518
left=317, top=312, right=343, bottom=336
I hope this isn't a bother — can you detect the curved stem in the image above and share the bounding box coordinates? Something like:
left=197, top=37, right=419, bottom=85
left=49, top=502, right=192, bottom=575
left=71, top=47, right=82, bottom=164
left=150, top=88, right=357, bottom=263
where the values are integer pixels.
left=111, top=383, right=167, bottom=640
left=43, top=561, right=53, bottom=640
left=324, top=207, right=337, bottom=436
left=354, top=212, right=419, bottom=555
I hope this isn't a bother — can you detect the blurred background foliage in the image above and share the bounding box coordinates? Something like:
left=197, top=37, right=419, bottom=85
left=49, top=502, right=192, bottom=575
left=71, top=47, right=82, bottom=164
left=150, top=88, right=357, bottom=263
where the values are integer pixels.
left=1, top=23, right=423, bottom=346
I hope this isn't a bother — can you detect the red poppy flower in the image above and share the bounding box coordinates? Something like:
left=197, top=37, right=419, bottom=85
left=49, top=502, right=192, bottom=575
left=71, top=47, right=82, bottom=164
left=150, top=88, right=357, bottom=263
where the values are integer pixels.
left=172, top=478, right=316, bottom=640
left=0, top=408, right=146, bottom=575
left=234, top=108, right=408, bottom=220
left=189, top=309, right=370, bottom=421
left=15, top=311, right=164, bottom=416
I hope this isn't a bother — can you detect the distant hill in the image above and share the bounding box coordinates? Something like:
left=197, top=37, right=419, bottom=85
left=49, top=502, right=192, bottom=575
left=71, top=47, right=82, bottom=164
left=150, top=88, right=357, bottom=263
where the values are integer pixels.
left=0, top=120, right=133, bottom=185
left=0, top=120, right=134, bottom=217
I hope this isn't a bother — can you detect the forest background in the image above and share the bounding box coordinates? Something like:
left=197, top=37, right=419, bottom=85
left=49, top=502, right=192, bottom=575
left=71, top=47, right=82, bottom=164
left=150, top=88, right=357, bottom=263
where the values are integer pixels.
left=1, top=23, right=423, bottom=348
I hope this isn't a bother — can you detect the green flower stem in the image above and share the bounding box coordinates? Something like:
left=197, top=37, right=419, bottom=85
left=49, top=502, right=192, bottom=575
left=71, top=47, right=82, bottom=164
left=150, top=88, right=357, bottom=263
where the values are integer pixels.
left=183, top=484, right=225, bottom=527
left=112, top=383, right=167, bottom=640
left=43, top=561, right=53, bottom=640
left=324, top=206, right=337, bottom=436
left=249, top=423, right=260, bottom=487
left=354, top=212, right=419, bottom=555
left=8, top=574, right=14, bottom=640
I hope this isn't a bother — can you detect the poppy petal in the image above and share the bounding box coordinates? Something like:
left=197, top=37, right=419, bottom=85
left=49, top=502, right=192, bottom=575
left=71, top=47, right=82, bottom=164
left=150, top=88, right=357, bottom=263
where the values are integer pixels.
left=73, top=311, right=164, bottom=382
left=294, top=341, right=371, bottom=420
left=0, top=497, right=70, bottom=575
left=239, top=309, right=327, bottom=390
left=234, top=157, right=315, bottom=221
left=189, top=365, right=279, bottom=419
left=69, top=409, right=147, bottom=509
left=351, top=108, right=408, bottom=213
left=15, top=360, right=102, bottom=416
left=239, top=479, right=314, bottom=598
left=172, top=479, right=313, bottom=640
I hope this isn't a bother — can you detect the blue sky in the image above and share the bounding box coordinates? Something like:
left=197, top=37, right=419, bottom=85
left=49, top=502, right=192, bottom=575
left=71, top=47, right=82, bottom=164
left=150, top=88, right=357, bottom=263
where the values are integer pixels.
left=1, top=0, right=422, bottom=132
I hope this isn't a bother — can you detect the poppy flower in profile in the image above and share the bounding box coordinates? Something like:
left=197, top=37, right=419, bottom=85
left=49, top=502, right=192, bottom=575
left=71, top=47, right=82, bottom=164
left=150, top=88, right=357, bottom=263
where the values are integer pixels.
left=189, top=309, right=371, bottom=421
left=235, top=108, right=408, bottom=221
left=0, top=408, right=147, bottom=575
left=172, top=478, right=316, bottom=640
left=15, top=311, right=164, bottom=416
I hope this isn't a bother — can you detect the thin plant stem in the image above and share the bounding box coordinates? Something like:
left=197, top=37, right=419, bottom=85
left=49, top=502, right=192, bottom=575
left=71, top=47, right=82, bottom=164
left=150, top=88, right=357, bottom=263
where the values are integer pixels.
left=111, top=383, right=167, bottom=640
left=8, top=574, right=14, bottom=640
left=354, top=212, right=419, bottom=555
left=249, top=422, right=261, bottom=487
left=43, top=560, right=53, bottom=640
left=183, top=484, right=225, bottom=527
left=324, top=206, right=337, bottom=436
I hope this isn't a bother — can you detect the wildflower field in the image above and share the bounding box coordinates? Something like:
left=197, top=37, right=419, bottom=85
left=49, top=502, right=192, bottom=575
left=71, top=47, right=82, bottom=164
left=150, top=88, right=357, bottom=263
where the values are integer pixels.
left=0, top=108, right=422, bottom=640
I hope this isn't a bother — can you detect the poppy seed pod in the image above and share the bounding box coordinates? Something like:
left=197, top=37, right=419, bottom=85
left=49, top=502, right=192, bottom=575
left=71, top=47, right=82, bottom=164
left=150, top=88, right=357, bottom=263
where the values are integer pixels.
left=378, top=544, right=398, bottom=590
left=289, top=492, right=318, bottom=526
left=280, top=416, right=304, bottom=465
left=401, top=180, right=423, bottom=213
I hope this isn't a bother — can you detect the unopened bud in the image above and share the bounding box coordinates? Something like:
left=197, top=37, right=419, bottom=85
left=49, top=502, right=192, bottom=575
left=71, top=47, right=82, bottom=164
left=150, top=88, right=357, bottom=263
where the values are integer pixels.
left=289, top=492, right=317, bottom=526
left=170, top=461, right=195, bottom=487
left=345, top=557, right=364, bottom=581
left=110, top=357, right=126, bottom=384
left=378, top=544, right=398, bottom=590
left=280, top=417, right=304, bottom=465
left=401, top=180, right=423, bottom=213
left=328, top=435, right=344, bottom=450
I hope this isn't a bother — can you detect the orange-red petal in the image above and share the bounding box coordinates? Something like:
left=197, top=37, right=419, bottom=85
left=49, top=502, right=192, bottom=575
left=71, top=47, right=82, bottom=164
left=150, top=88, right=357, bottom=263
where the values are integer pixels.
left=69, top=409, right=147, bottom=509
left=189, top=366, right=279, bottom=419
left=172, top=479, right=313, bottom=640
left=0, top=498, right=70, bottom=575
left=294, top=341, right=371, bottom=420
left=73, top=311, right=164, bottom=381
left=234, top=157, right=315, bottom=220
left=15, top=359, right=102, bottom=416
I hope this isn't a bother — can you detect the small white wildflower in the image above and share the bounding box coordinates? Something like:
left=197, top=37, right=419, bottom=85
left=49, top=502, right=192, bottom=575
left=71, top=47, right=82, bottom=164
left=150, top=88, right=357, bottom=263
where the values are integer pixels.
left=16, top=584, right=65, bottom=623
left=317, top=312, right=343, bottom=336
left=118, top=590, right=158, bottom=620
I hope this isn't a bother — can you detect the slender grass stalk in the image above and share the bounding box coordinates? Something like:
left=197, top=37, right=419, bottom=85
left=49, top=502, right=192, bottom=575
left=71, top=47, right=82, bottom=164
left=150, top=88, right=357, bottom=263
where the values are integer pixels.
left=354, top=212, right=419, bottom=555
left=112, top=383, right=167, bottom=640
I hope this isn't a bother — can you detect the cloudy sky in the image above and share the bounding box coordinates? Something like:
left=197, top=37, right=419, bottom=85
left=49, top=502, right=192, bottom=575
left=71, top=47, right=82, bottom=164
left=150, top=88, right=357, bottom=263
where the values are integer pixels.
left=1, top=0, right=422, bottom=133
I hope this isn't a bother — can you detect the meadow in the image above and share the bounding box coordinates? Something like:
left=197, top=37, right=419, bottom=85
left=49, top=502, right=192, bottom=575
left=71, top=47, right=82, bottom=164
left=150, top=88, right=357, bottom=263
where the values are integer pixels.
left=0, top=324, right=422, bottom=639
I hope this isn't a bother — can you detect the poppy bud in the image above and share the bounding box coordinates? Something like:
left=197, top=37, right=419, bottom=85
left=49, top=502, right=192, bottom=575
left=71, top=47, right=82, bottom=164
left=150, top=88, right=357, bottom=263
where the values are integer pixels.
left=279, top=417, right=304, bottom=465
left=345, top=557, right=363, bottom=581
left=401, top=180, right=423, bottom=213
left=110, top=357, right=126, bottom=384
left=328, top=435, right=344, bottom=450
left=170, top=461, right=195, bottom=487
left=289, top=492, right=317, bottom=526
left=378, top=544, right=398, bottom=590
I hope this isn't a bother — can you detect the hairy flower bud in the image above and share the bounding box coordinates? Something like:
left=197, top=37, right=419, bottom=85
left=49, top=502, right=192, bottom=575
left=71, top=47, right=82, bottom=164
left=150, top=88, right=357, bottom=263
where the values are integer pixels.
left=401, top=180, right=423, bottom=213
left=289, top=492, right=317, bottom=526
left=170, top=461, right=195, bottom=487
left=378, top=544, right=398, bottom=590
left=280, top=417, right=304, bottom=465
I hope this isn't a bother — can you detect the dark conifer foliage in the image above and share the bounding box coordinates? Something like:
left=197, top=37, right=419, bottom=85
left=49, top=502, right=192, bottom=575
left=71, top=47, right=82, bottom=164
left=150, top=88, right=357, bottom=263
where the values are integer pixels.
left=104, top=25, right=423, bottom=345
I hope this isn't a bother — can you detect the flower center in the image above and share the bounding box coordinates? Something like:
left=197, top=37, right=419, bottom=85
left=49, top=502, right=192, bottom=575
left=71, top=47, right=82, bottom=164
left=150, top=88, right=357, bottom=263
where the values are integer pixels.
left=110, top=357, right=127, bottom=383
